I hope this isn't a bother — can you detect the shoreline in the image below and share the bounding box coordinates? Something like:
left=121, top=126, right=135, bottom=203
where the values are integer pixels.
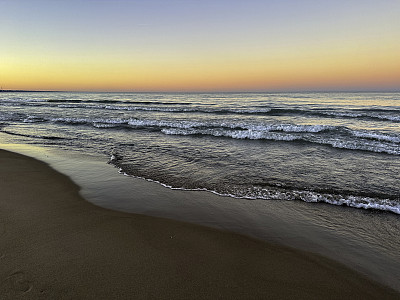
left=2, top=141, right=400, bottom=292
left=0, top=148, right=398, bottom=299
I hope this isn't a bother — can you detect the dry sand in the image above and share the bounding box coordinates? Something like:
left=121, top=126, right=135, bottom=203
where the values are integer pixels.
left=0, top=149, right=398, bottom=299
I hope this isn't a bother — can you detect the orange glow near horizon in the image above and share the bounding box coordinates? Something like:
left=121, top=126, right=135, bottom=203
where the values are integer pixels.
left=3, top=44, right=399, bottom=92
left=1, top=1, right=399, bottom=92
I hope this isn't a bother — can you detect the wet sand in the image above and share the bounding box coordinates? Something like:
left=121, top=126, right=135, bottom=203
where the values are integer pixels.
left=0, top=149, right=398, bottom=299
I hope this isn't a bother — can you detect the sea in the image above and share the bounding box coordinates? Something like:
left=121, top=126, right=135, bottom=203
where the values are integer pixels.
left=0, top=91, right=399, bottom=214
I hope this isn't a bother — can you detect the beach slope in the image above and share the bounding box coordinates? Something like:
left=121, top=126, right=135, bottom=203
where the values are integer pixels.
left=0, top=149, right=398, bottom=299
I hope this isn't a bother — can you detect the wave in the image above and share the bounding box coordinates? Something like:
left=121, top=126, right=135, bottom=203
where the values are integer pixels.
left=319, top=111, right=400, bottom=122
left=0, top=98, right=193, bottom=109
left=51, top=117, right=129, bottom=128
left=0, top=112, right=26, bottom=122
left=0, top=97, right=46, bottom=103
left=46, top=115, right=398, bottom=155
left=23, top=115, right=400, bottom=139
left=161, top=128, right=400, bottom=155
left=161, top=128, right=301, bottom=141
left=48, top=99, right=193, bottom=105
left=23, top=116, right=46, bottom=123
left=1, top=130, right=67, bottom=140
left=1, top=98, right=399, bottom=122
left=228, top=187, right=400, bottom=214
left=109, top=157, right=400, bottom=214
left=356, top=108, right=400, bottom=113
left=51, top=103, right=274, bottom=114
left=2, top=111, right=399, bottom=155
left=350, top=130, right=400, bottom=143
left=55, top=104, right=400, bottom=122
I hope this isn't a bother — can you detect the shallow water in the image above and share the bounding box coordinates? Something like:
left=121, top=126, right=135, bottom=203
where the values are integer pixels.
left=1, top=142, right=399, bottom=292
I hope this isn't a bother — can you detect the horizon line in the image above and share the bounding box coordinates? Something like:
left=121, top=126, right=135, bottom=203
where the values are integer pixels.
left=1, top=89, right=400, bottom=94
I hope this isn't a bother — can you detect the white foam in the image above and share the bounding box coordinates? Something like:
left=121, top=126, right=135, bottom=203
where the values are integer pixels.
left=23, top=116, right=44, bottom=123
left=1, top=97, right=46, bottom=103
left=323, top=111, right=400, bottom=122
left=108, top=158, right=400, bottom=215
left=161, top=128, right=300, bottom=141
left=327, top=139, right=400, bottom=155
left=127, top=119, right=203, bottom=129
left=51, top=117, right=90, bottom=124
left=268, top=124, right=334, bottom=133
left=375, top=115, right=400, bottom=122
left=351, top=130, right=400, bottom=143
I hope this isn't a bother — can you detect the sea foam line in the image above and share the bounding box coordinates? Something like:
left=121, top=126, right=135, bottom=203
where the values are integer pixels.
left=108, top=155, right=400, bottom=215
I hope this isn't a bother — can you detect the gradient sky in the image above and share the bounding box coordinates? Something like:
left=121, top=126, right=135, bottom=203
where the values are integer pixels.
left=1, top=0, right=399, bottom=92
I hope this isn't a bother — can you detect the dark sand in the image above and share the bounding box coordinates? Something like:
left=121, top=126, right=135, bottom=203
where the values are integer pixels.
left=0, top=149, right=398, bottom=299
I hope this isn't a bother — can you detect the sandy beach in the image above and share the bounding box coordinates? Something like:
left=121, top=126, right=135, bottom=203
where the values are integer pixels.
left=0, top=149, right=398, bottom=299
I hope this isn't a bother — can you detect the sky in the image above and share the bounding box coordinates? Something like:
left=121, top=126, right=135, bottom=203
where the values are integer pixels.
left=1, top=0, right=399, bottom=92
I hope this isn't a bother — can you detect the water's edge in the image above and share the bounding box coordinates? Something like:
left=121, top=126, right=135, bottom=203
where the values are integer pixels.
left=1, top=141, right=399, bottom=292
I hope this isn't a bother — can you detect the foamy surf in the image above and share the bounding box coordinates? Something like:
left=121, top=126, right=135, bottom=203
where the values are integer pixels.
left=1, top=91, right=399, bottom=215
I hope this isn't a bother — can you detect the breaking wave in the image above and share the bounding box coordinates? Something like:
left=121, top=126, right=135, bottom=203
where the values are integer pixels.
left=1, top=97, right=399, bottom=122
left=109, top=155, right=400, bottom=215
left=2, top=113, right=399, bottom=155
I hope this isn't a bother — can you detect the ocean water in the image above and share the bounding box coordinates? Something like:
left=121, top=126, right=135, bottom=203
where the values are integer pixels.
left=1, top=91, right=399, bottom=214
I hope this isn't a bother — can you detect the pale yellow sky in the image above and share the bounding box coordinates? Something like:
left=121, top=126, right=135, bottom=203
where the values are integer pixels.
left=1, top=1, right=399, bottom=91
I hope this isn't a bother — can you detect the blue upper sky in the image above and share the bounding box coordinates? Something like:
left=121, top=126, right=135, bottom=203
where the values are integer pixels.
left=1, top=0, right=399, bottom=91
